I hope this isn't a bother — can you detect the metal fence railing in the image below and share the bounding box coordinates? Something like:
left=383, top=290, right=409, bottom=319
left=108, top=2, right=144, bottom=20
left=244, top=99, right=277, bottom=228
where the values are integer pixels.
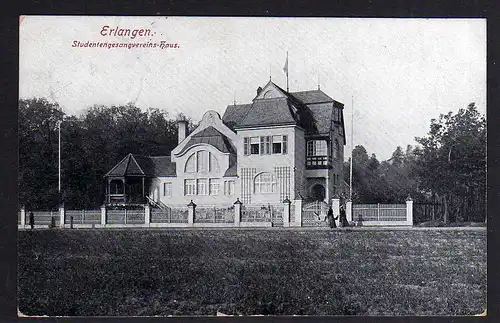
left=65, top=210, right=101, bottom=224
left=352, top=204, right=407, bottom=222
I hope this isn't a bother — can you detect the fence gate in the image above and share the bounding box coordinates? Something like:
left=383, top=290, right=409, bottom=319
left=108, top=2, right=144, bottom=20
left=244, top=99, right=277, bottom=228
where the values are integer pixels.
left=302, top=201, right=328, bottom=227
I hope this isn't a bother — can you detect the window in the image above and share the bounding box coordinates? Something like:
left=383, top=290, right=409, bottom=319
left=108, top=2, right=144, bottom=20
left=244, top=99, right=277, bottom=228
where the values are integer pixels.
left=209, top=153, right=220, bottom=172
left=244, top=137, right=249, bottom=156
left=250, top=137, right=260, bottom=155
left=243, top=135, right=287, bottom=155
left=197, top=178, right=208, bottom=195
left=209, top=179, right=219, bottom=195
left=265, top=136, right=271, bottom=154
left=224, top=180, right=235, bottom=195
left=333, top=139, right=339, bottom=159
left=197, top=151, right=208, bottom=173
left=307, top=140, right=328, bottom=156
left=185, top=154, right=196, bottom=173
left=254, top=172, right=277, bottom=194
left=272, top=135, right=282, bottom=154
left=186, top=151, right=220, bottom=173
left=184, top=179, right=196, bottom=196
left=110, top=179, right=124, bottom=194
left=164, top=182, right=172, bottom=197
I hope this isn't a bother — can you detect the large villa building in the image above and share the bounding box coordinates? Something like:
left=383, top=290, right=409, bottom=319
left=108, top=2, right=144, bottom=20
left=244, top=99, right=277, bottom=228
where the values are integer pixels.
left=104, top=80, right=346, bottom=207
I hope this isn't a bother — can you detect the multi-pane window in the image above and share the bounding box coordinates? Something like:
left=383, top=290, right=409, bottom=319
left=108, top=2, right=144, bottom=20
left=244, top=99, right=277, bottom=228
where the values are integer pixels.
left=209, top=179, right=219, bottom=195
left=254, top=172, right=277, bottom=194
left=224, top=180, right=235, bottom=195
left=184, top=179, right=196, bottom=195
left=197, top=151, right=208, bottom=173
left=250, top=137, right=260, bottom=155
left=272, top=135, right=282, bottom=154
left=164, top=182, right=172, bottom=197
left=209, top=153, right=220, bottom=172
left=185, top=150, right=220, bottom=174
left=243, top=135, right=288, bottom=155
left=185, top=154, right=196, bottom=173
left=307, top=140, right=328, bottom=156
left=197, top=178, right=208, bottom=195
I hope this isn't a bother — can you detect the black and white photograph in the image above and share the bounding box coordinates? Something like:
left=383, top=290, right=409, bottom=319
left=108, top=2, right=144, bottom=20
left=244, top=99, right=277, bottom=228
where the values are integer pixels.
left=17, top=16, right=486, bottom=316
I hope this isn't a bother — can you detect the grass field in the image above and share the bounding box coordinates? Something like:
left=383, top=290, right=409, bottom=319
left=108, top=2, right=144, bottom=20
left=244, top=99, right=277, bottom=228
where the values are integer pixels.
left=18, top=228, right=486, bottom=316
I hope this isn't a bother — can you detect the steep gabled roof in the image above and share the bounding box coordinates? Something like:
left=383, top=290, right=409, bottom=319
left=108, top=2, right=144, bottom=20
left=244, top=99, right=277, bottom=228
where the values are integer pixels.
left=105, top=154, right=176, bottom=177
left=308, top=103, right=333, bottom=135
left=236, top=98, right=298, bottom=128
left=178, top=126, right=236, bottom=155
left=223, top=103, right=253, bottom=129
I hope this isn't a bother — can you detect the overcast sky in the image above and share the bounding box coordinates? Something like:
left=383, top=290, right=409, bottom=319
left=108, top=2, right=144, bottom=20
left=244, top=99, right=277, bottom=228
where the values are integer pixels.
left=19, top=16, right=486, bottom=160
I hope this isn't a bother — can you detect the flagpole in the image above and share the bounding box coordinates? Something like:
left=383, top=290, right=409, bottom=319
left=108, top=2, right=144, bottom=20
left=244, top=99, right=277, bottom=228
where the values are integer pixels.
left=286, top=51, right=289, bottom=92
left=349, top=95, right=354, bottom=201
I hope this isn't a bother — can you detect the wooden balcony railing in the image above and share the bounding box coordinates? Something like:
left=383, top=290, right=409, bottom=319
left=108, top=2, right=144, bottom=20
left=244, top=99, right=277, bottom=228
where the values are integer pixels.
left=306, top=155, right=332, bottom=168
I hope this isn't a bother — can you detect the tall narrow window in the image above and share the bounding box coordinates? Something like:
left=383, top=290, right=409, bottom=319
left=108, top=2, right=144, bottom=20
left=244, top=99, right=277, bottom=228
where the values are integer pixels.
left=185, top=153, right=196, bottom=173
left=283, top=135, right=288, bottom=154
left=244, top=137, right=250, bottom=156
left=209, top=179, right=219, bottom=195
left=197, top=151, right=208, bottom=173
left=209, top=153, right=220, bottom=172
left=164, top=182, right=172, bottom=197
left=184, top=179, right=196, bottom=196
left=197, top=178, right=208, bottom=195
left=265, top=136, right=271, bottom=154
left=250, top=137, right=260, bottom=155
left=272, top=135, right=282, bottom=154
left=224, top=180, right=235, bottom=195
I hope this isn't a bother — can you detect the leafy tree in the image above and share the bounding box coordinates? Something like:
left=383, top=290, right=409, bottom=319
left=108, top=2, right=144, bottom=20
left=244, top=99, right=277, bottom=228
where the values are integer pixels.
left=414, top=103, right=486, bottom=222
left=19, top=98, right=64, bottom=209
left=19, top=98, right=195, bottom=209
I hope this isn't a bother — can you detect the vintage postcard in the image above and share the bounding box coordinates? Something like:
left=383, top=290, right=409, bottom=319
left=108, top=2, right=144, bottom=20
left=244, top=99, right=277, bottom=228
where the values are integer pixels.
left=18, top=16, right=486, bottom=316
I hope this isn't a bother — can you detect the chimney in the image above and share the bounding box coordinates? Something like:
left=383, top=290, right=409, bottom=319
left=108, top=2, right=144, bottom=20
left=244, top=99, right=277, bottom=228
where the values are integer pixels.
left=257, top=86, right=263, bottom=96
left=177, top=120, right=188, bottom=144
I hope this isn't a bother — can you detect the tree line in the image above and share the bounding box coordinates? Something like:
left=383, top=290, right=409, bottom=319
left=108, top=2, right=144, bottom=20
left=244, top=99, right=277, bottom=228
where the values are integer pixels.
left=19, top=98, right=194, bottom=210
left=343, top=103, right=486, bottom=223
left=19, top=98, right=486, bottom=222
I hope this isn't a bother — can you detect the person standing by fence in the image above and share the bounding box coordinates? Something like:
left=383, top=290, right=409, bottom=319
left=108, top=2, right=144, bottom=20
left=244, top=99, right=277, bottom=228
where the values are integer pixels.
left=339, top=205, right=349, bottom=227
left=326, top=207, right=338, bottom=229
left=29, top=211, right=34, bottom=230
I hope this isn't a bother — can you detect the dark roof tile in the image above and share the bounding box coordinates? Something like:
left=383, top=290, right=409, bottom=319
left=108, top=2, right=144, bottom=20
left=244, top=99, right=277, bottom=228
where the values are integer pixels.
left=290, top=90, right=334, bottom=104
left=178, top=126, right=236, bottom=155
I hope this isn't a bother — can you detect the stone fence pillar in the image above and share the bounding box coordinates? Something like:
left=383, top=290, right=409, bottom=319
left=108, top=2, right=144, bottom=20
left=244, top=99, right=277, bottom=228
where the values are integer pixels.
left=283, top=197, right=291, bottom=227
left=101, top=204, right=107, bottom=226
left=187, top=200, right=196, bottom=226
left=294, top=199, right=302, bottom=227
left=406, top=197, right=414, bottom=226
left=59, top=204, right=65, bottom=228
left=346, top=200, right=353, bottom=222
left=144, top=203, right=151, bottom=226
left=234, top=198, right=242, bottom=227
left=20, top=206, right=26, bottom=226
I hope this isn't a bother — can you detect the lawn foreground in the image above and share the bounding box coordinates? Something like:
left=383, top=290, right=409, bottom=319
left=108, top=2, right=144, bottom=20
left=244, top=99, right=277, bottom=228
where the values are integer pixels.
left=18, top=228, right=486, bottom=316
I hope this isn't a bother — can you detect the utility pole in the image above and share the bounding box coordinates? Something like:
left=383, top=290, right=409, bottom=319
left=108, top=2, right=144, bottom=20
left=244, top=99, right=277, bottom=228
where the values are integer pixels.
left=57, top=120, right=62, bottom=194
left=349, top=95, right=354, bottom=201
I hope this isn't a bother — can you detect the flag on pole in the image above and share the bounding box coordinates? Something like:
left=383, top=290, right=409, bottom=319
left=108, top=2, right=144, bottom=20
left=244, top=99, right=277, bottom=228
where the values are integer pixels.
left=283, top=52, right=288, bottom=76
